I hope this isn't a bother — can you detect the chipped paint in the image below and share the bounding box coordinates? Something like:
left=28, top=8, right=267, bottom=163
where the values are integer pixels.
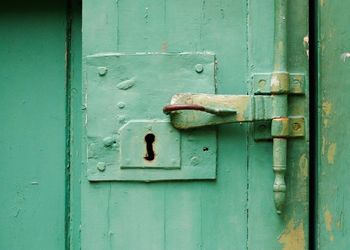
left=341, top=52, right=350, bottom=62
left=322, top=101, right=332, bottom=116
left=322, top=101, right=332, bottom=128
left=303, top=35, right=309, bottom=58
left=299, top=153, right=308, bottom=178
left=327, top=143, right=337, bottom=165
left=324, top=209, right=334, bottom=241
left=320, top=0, right=325, bottom=7
left=161, top=41, right=168, bottom=52
left=279, top=220, right=305, bottom=250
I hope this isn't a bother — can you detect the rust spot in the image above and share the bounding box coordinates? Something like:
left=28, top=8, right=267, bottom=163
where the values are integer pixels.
left=161, top=41, right=168, bottom=52
left=279, top=220, right=305, bottom=250
left=324, top=208, right=334, bottom=241
left=327, top=143, right=336, bottom=165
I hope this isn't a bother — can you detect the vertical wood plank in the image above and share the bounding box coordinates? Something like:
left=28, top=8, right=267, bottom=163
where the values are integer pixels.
left=317, top=0, right=350, bottom=249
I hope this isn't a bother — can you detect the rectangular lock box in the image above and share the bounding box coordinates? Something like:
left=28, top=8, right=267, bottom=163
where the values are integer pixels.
left=85, top=53, right=217, bottom=181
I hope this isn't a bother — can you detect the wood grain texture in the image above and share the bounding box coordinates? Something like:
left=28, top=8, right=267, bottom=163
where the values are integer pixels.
left=0, top=2, right=67, bottom=249
left=80, top=0, right=309, bottom=249
left=317, top=0, right=350, bottom=249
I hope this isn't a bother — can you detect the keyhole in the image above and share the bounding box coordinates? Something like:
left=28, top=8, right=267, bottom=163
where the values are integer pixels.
left=144, top=133, right=155, bottom=161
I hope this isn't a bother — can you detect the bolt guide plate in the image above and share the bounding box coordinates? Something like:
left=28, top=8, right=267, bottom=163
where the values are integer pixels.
left=85, top=53, right=217, bottom=181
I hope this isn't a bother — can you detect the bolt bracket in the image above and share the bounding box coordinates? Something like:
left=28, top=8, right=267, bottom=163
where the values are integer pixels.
left=254, top=116, right=305, bottom=140
left=253, top=73, right=305, bottom=95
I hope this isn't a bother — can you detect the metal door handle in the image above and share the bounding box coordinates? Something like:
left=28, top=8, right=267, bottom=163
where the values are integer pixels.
left=163, top=104, right=237, bottom=116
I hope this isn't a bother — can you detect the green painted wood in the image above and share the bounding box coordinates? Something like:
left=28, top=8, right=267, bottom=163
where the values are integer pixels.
left=78, top=0, right=309, bottom=249
left=69, top=1, right=82, bottom=249
left=317, top=0, right=350, bottom=249
left=0, top=1, right=68, bottom=249
left=248, top=0, right=309, bottom=249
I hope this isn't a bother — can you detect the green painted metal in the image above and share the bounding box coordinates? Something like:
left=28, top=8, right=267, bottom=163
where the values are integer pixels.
left=270, top=0, right=289, bottom=215
left=317, top=0, right=350, bottom=249
left=0, top=1, right=68, bottom=249
left=80, top=0, right=309, bottom=249
left=85, top=53, right=217, bottom=181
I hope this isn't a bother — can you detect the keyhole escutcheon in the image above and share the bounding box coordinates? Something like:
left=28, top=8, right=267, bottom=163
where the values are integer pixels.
left=144, top=133, right=155, bottom=161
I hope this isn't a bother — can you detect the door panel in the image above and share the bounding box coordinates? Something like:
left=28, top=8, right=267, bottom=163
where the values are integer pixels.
left=78, top=0, right=308, bottom=250
left=82, top=1, right=248, bottom=249
left=317, top=1, right=350, bottom=249
left=0, top=2, right=67, bottom=249
left=79, top=0, right=309, bottom=249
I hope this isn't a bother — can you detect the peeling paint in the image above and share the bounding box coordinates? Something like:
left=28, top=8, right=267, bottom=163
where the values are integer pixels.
left=327, top=143, right=337, bottom=165
left=322, top=101, right=332, bottom=116
left=324, top=209, right=334, bottom=241
left=322, top=101, right=332, bottom=128
left=279, top=220, right=305, bottom=250
left=299, top=153, right=308, bottom=178
left=303, top=35, right=309, bottom=58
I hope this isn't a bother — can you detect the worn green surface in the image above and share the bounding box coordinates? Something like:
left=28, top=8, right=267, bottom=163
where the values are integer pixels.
left=69, top=1, right=82, bottom=249
left=85, top=53, right=217, bottom=181
left=0, top=2, right=67, bottom=249
left=317, top=0, right=350, bottom=249
left=80, top=0, right=309, bottom=249
left=248, top=0, right=309, bottom=248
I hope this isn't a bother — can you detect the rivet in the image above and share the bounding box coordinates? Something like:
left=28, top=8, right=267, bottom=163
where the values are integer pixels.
left=118, top=115, right=126, bottom=123
left=195, top=64, right=204, bottom=73
left=97, top=162, right=106, bottom=172
left=98, top=67, right=108, bottom=76
left=103, top=137, right=115, bottom=147
left=117, top=102, right=125, bottom=109
left=190, top=156, right=200, bottom=166
left=292, top=123, right=302, bottom=131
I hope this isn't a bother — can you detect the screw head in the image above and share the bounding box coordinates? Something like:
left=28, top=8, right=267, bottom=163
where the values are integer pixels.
left=292, top=122, right=302, bottom=131
left=97, top=162, right=106, bottom=172
left=98, top=67, right=108, bottom=76
left=195, top=64, right=204, bottom=73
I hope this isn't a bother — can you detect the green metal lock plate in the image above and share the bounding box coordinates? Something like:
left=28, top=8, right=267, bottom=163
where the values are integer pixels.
left=85, top=53, right=217, bottom=181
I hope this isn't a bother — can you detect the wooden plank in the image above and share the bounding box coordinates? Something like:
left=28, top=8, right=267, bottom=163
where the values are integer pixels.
left=248, top=0, right=309, bottom=249
left=82, top=0, right=248, bottom=249
left=317, top=0, right=350, bottom=248
left=0, top=2, right=67, bottom=249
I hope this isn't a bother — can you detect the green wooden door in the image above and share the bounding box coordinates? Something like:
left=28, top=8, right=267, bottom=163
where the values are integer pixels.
left=78, top=0, right=309, bottom=249
left=0, top=0, right=310, bottom=249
